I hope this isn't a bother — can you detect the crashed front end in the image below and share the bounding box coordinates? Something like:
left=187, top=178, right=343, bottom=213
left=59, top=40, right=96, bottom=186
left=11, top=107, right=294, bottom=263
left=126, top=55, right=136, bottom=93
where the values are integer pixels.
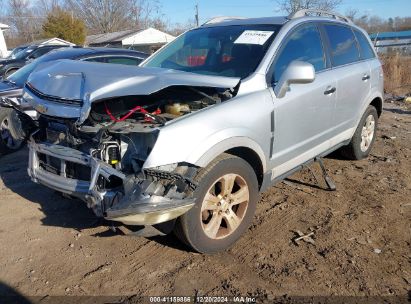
left=23, top=60, right=239, bottom=226
left=28, top=131, right=196, bottom=225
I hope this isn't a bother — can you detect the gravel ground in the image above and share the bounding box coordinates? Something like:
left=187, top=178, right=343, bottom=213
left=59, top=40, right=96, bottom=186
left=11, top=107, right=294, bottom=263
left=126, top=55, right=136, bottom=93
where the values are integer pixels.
left=0, top=101, right=410, bottom=303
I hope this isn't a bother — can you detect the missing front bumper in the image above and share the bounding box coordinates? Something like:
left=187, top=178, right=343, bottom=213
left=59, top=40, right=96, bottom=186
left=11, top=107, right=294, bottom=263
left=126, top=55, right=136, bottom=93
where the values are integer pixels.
left=28, top=139, right=195, bottom=225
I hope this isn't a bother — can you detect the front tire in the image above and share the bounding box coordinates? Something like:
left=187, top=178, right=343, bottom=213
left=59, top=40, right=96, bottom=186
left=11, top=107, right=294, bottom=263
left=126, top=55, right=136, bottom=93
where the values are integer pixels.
left=0, top=108, right=25, bottom=155
left=174, top=154, right=259, bottom=253
left=4, top=68, right=18, bottom=78
left=341, top=105, right=379, bottom=160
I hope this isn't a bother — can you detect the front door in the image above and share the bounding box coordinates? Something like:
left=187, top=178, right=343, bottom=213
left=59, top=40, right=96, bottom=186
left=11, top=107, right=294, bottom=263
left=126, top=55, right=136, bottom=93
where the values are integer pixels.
left=267, top=23, right=337, bottom=179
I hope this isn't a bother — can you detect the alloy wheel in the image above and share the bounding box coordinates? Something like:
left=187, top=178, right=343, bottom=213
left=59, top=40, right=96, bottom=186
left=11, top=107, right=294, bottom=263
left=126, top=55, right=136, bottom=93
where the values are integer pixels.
left=360, top=114, right=375, bottom=152
left=200, top=173, right=249, bottom=239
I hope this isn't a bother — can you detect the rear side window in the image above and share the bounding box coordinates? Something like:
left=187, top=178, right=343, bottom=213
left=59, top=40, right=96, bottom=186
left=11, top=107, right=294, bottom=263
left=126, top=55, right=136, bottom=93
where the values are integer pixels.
left=324, top=24, right=360, bottom=67
left=273, top=23, right=326, bottom=82
left=353, top=29, right=375, bottom=60
left=82, top=57, right=106, bottom=63
left=105, top=57, right=142, bottom=65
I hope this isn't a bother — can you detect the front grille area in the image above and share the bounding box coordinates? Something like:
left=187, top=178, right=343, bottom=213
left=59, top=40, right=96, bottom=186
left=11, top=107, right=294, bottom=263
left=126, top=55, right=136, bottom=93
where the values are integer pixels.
left=38, top=153, right=61, bottom=175
left=38, top=152, right=91, bottom=181
left=66, top=161, right=91, bottom=181
left=25, top=83, right=83, bottom=106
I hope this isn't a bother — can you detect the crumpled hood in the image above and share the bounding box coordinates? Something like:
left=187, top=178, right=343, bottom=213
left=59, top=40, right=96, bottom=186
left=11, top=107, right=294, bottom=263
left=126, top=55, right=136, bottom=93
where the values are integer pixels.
left=26, top=59, right=240, bottom=102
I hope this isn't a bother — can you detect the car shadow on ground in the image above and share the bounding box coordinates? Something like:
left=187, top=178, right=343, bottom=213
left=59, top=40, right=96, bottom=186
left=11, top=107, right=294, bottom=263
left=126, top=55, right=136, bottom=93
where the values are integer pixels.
left=0, top=144, right=354, bottom=251
left=0, top=148, right=192, bottom=250
left=383, top=107, right=411, bottom=115
left=0, top=281, right=31, bottom=304
left=0, top=147, right=105, bottom=232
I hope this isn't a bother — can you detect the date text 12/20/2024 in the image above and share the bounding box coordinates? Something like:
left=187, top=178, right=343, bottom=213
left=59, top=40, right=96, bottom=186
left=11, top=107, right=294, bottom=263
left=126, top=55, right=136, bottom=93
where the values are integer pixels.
left=149, top=296, right=256, bottom=303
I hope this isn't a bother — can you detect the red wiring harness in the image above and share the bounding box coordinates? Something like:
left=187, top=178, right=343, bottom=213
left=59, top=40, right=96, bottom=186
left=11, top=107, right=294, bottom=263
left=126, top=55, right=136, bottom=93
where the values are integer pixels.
left=104, top=103, right=161, bottom=122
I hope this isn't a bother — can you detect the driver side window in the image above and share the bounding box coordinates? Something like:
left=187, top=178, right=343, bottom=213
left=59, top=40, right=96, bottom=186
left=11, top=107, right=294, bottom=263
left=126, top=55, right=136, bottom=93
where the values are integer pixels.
left=273, top=23, right=326, bottom=83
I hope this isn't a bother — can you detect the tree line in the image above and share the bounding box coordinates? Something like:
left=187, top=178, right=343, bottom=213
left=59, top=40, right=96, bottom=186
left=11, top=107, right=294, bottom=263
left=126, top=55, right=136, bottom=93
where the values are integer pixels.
left=1, top=0, right=410, bottom=48
left=277, top=0, right=411, bottom=34
left=347, top=11, right=411, bottom=34
left=0, top=0, right=195, bottom=47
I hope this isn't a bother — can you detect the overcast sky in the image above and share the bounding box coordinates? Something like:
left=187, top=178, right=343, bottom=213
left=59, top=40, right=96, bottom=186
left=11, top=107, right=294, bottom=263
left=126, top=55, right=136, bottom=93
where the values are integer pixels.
left=159, top=0, right=411, bottom=24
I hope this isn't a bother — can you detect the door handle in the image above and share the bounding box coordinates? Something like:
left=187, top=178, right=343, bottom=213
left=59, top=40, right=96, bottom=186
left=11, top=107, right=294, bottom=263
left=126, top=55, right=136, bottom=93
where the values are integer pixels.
left=362, top=74, right=370, bottom=81
left=324, top=86, right=336, bottom=95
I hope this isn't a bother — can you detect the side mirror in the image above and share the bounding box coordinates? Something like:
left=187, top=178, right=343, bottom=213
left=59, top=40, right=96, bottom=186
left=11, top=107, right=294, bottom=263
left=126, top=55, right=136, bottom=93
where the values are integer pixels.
left=274, top=60, right=315, bottom=98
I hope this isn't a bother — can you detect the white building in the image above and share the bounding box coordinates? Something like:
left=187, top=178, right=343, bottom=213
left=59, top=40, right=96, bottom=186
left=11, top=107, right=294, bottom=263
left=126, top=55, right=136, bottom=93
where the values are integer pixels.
left=31, top=37, right=76, bottom=46
left=85, top=28, right=175, bottom=53
left=0, top=23, right=10, bottom=58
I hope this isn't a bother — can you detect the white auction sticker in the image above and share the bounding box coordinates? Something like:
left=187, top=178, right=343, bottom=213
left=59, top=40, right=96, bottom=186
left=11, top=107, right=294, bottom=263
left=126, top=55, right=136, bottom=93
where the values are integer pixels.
left=234, top=30, right=274, bottom=45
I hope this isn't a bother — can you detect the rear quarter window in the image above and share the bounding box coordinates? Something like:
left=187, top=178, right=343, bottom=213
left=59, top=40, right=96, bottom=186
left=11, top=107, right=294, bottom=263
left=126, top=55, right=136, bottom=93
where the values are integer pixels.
left=105, top=57, right=142, bottom=65
left=353, top=29, right=376, bottom=60
left=82, top=57, right=106, bottom=63
left=324, top=24, right=360, bottom=67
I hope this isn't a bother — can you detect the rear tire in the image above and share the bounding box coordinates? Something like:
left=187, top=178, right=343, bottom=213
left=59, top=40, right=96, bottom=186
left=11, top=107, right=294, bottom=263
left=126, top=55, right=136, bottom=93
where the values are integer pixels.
left=341, top=105, right=378, bottom=160
left=174, top=153, right=258, bottom=253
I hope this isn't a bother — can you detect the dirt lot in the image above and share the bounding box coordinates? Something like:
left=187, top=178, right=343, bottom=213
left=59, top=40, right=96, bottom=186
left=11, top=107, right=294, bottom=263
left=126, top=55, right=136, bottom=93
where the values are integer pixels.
left=0, top=101, right=410, bottom=303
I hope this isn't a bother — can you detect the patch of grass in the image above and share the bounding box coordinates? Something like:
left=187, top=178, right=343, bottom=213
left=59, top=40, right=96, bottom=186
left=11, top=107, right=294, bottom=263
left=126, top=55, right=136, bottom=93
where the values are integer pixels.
left=380, top=54, right=411, bottom=95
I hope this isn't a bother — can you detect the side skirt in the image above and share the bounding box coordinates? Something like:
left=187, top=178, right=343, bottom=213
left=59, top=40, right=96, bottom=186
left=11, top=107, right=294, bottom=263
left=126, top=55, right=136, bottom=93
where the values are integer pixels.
left=260, top=139, right=350, bottom=193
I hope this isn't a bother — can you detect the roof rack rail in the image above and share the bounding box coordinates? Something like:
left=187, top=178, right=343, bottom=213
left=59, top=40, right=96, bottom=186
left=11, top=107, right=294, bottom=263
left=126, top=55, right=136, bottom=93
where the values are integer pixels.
left=202, top=16, right=246, bottom=26
left=288, top=9, right=352, bottom=24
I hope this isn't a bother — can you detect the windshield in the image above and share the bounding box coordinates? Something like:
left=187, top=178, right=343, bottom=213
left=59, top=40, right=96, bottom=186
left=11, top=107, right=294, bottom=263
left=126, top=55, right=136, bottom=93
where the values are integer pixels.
left=8, top=46, right=27, bottom=59
left=13, top=47, right=35, bottom=60
left=144, top=24, right=280, bottom=79
left=6, top=60, right=38, bottom=87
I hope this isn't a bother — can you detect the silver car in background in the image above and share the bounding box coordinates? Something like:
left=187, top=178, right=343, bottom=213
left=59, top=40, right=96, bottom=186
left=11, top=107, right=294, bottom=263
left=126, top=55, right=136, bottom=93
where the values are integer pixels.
left=22, top=10, right=383, bottom=253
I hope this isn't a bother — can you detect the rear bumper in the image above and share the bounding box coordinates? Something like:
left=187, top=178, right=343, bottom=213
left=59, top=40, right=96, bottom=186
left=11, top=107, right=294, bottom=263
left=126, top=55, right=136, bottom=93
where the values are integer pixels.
left=28, top=139, right=195, bottom=225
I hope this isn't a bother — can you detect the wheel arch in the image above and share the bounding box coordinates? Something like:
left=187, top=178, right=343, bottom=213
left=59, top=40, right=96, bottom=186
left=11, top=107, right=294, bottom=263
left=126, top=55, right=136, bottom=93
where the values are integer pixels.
left=194, top=137, right=267, bottom=190
left=370, top=96, right=383, bottom=117
left=5, top=67, right=18, bottom=76
left=224, top=146, right=264, bottom=189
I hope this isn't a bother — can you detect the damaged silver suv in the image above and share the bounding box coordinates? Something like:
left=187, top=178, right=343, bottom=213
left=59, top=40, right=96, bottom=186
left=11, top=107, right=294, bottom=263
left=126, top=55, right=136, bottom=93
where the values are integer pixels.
left=23, top=10, right=383, bottom=253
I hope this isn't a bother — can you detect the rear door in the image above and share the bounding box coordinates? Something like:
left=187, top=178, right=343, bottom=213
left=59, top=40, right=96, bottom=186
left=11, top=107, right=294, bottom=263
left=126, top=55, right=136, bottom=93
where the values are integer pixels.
left=268, top=22, right=337, bottom=178
left=322, top=23, right=370, bottom=134
left=353, top=28, right=383, bottom=103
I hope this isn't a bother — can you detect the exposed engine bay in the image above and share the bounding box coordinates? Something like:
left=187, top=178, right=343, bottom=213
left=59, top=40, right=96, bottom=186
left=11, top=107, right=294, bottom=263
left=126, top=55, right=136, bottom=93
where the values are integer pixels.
left=28, top=84, right=237, bottom=225
left=83, top=85, right=234, bottom=132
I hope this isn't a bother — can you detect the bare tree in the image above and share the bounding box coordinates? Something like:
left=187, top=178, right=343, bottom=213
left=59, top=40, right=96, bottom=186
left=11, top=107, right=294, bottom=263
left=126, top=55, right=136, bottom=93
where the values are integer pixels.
left=129, top=0, right=162, bottom=28
left=64, top=0, right=162, bottom=34
left=394, top=17, right=411, bottom=31
left=276, top=0, right=343, bottom=14
left=343, top=10, right=411, bottom=34
left=5, top=0, right=43, bottom=43
left=167, top=19, right=196, bottom=36
left=344, top=8, right=358, bottom=21
left=36, top=0, right=62, bottom=14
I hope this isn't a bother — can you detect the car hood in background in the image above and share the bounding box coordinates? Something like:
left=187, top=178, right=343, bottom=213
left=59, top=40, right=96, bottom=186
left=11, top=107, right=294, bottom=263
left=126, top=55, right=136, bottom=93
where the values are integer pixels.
left=26, top=59, right=241, bottom=103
